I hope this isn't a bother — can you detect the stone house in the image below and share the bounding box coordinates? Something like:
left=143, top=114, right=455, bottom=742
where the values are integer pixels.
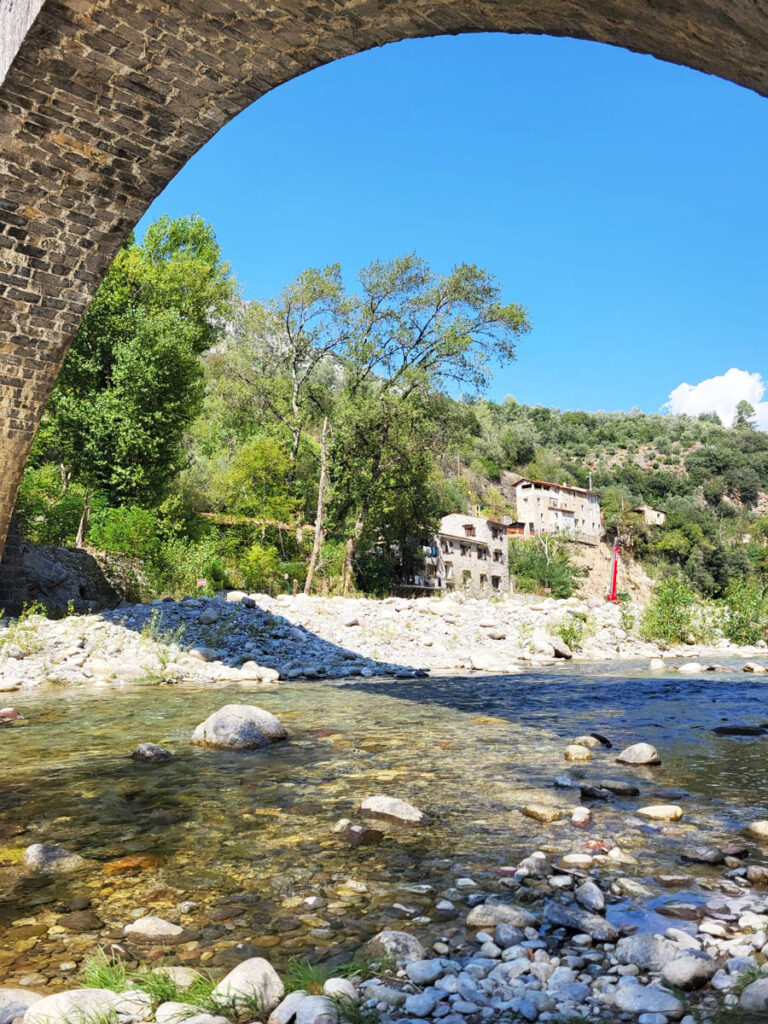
left=398, top=514, right=510, bottom=596
left=512, top=478, right=602, bottom=544
left=633, top=505, right=666, bottom=527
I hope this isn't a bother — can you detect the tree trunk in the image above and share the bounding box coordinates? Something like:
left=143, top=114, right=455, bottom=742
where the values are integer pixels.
left=342, top=447, right=381, bottom=595
left=304, top=417, right=328, bottom=595
left=75, top=487, right=90, bottom=548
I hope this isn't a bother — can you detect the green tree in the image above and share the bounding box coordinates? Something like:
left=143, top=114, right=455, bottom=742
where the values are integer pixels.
left=33, top=215, right=233, bottom=538
left=330, top=254, right=530, bottom=589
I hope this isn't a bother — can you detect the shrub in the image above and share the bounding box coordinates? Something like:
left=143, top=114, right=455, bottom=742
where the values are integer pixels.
left=89, top=506, right=161, bottom=560
left=722, top=579, right=768, bottom=645
left=241, top=542, right=282, bottom=593
left=508, top=538, right=582, bottom=598
left=554, top=613, right=590, bottom=650
left=639, top=576, right=699, bottom=645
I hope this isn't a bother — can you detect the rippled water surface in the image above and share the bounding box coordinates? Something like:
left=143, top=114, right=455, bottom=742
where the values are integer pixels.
left=0, top=663, right=767, bottom=982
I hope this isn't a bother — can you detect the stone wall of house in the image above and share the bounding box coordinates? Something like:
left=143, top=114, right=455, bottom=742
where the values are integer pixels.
left=2, top=0, right=768, bottom=581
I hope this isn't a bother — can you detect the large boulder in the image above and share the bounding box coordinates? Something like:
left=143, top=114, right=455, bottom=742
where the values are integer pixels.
left=211, top=957, right=285, bottom=1014
left=746, top=820, right=768, bottom=842
left=155, top=1004, right=229, bottom=1024
left=359, top=795, right=427, bottom=827
left=466, top=902, right=537, bottom=930
left=0, top=989, right=42, bottom=1024
left=741, top=978, right=768, bottom=1014
left=614, top=979, right=684, bottom=1019
left=295, top=996, right=338, bottom=1024
left=365, top=929, right=426, bottom=963
left=662, top=953, right=716, bottom=990
left=25, top=990, right=141, bottom=1024
left=191, top=705, right=288, bottom=750
left=543, top=902, right=617, bottom=942
left=616, top=742, right=661, bottom=766
left=23, top=844, right=84, bottom=874
left=616, top=933, right=679, bottom=971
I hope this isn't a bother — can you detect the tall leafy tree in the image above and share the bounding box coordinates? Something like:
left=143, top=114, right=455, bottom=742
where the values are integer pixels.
left=34, top=215, right=233, bottom=538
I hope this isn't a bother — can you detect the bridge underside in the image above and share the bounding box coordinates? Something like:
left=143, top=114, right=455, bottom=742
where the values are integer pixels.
left=1, top=0, right=767, bottom=597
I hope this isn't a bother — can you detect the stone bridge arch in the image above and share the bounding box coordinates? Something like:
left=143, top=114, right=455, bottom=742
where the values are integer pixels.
left=2, top=0, right=768, bottom=591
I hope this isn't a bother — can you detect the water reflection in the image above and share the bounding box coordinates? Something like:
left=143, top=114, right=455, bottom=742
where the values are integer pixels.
left=0, top=663, right=766, bottom=980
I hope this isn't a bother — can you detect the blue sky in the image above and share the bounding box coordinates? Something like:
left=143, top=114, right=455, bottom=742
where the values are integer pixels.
left=138, top=33, right=768, bottom=416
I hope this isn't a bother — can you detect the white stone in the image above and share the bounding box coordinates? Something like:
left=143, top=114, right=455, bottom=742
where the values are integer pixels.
left=637, top=804, right=683, bottom=821
left=123, top=916, right=185, bottom=944
left=359, top=795, right=426, bottom=827
left=191, top=704, right=288, bottom=749
left=212, top=958, right=284, bottom=1014
left=22, top=844, right=84, bottom=874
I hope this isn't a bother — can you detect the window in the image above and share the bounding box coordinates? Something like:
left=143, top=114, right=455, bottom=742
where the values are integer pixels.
left=460, top=544, right=469, bottom=557
left=479, top=574, right=487, bottom=587
left=477, top=547, right=488, bottom=560
left=463, top=524, right=476, bottom=537
left=491, top=576, right=501, bottom=590
left=493, top=549, right=503, bottom=562
left=445, top=562, right=453, bottom=580
left=462, top=570, right=472, bottom=586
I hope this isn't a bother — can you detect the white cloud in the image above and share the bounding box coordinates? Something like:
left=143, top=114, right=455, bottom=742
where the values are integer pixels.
left=666, top=367, right=768, bottom=429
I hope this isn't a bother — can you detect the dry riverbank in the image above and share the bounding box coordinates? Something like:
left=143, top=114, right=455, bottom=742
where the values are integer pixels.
left=1, top=591, right=768, bottom=691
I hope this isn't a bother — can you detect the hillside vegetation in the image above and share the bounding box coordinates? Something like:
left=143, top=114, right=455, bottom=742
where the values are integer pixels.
left=16, top=215, right=768, bottom=607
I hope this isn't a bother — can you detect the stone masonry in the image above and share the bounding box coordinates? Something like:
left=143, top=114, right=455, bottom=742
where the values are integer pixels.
left=2, top=0, right=768, bottom=601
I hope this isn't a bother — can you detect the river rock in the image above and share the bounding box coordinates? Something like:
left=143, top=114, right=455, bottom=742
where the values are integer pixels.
left=295, top=995, right=338, bottom=1024
left=466, top=902, right=537, bottom=930
left=678, top=662, right=703, bottom=674
left=155, top=1003, right=229, bottom=1024
left=661, top=952, right=716, bottom=990
left=600, top=779, right=640, bottom=796
left=637, top=804, right=683, bottom=821
left=23, top=844, right=84, bottom=874
left=680, top=845, right=725, bottom=864
left=123, top=916, right=185, bottom=944
left=616, top=742, right=661, bottom=766
left=211, top=957, right=285, bottom=1013
left=405, top=960, right=445, bottom=985
left=0, top=708, right=22, bottom=722
left=746, top=820, right=768, bottom=841
left=614, top=978, right=684, bottom=1018
left=191, top=704, right=288, bottom=749
left=649, top=658, right=666, bottom=671
left=25, top=990, right=133, bottom=1024
left=0, top=989, right=42, bottom=1024
left=152, top=967, right=202, bottom=991
left=268, top=991, right=308, bottom=1024
left=575, top=880, right=605, bottom=913
left=549, top=637, right=572, bottom=659
left=365, top=929, right=426, bottom=963
left=322, top=978, right=357, bottom=1000
left=564, top=744, right=592, bottom=762
left=543, top=902, right=617, bottom=942
left=359, top=795, right=427, bottom=827
left=56, top=910, right=103, bottom=932
left=616, top=934, right=679, bottom=971
left=131, top=742, right=173, bottom=763
left=740, top=978, right=768, bottom=1013
left=747, top=864, right=768, bottom=885
left=522, top=803, right=563, bottom=823
left=743, top=662, right=768, bottom=673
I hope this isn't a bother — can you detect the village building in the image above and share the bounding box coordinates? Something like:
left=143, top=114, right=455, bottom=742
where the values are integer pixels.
left=399, top=514, right=510, bottom=596
left=633, top=504, right=667, bottom=527
left=511, top=478, right=602, bottom=544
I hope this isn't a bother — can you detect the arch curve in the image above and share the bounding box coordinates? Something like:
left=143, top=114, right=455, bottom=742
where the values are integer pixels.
left=1, top=0, right=768, bottom=569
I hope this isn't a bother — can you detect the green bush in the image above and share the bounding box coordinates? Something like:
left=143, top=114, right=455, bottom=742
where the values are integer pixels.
left=722, top=579, right=768, bottom=645
left=149, top=536, right=229, bottom=599
left=16, top=465, right=89, bottom=547
left=508, top=538, right=582, bottom=598
left=639, top=576, right=699, bottom=645
left=554, top=613, right=589, bottom=650
left=89, top=506, right=161, bottom=560
left=241, top=543, right=282, bottom=593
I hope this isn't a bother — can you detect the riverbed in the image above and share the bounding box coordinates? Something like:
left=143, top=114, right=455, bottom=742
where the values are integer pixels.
left=0, top=663, right=766, bottom=987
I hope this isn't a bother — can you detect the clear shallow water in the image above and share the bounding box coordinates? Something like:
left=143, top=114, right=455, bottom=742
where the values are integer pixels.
left=0, top=662, right=766, bottom=982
